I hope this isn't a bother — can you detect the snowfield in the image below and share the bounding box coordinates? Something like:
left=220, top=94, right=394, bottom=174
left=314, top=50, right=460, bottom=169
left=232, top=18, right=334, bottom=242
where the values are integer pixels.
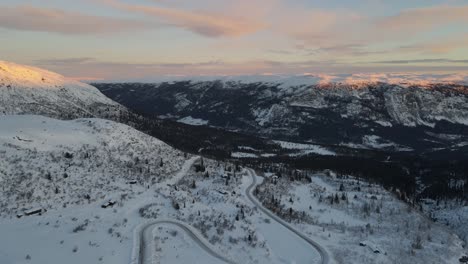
left=0, top=115, right=189, bottom=218
left=0, top=60, right=123, bottom=119
left=177, top=116, right=209, bottom=126
left=274, top=140, right=336, bottom=156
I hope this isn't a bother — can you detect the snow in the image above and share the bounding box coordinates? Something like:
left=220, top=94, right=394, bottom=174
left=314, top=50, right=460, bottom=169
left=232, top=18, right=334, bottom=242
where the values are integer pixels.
left=177, top=116, right=209, bottom=126
left=154, top=224, right=222, bottom=264
left=255, top=170, right=467, bottom=264
left=274, top=140, right=336, bottom=156
left=0, top=115, right=188, bottom=218
left=231, top=152, right=258, bottom=158
left=244, top=173, right=323, bottom=264
left=260, top=153, right=277, bottom=158
left=0, top=115, right=99, bottom=151
left=0, top=60, right=121, bottom=118
left=374, top=120, right=393, bottom=127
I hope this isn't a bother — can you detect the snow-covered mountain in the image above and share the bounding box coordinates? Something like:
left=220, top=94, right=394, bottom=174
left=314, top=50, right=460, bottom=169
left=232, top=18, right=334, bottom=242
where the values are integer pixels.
left=0, top=61, right=124, bottom=119
left=94, top=78, right=468, bottom=154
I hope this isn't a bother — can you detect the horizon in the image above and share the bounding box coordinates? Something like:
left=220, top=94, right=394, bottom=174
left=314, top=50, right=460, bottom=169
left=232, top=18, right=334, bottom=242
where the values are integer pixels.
left=1, top=0, right=468, bottom=79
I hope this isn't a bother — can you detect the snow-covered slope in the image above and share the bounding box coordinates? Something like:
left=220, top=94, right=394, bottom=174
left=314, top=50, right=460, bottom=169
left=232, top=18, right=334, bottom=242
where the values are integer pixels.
left=0, top=115, right=188, bottom=217
left=0, top=61, right=123, bottom=119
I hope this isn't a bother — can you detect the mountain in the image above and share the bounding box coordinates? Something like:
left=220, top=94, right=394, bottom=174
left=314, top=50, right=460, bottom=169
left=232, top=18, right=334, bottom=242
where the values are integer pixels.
left=94, top=76, right=468, bottom=156
left=0, top=61, right=124, bottom=119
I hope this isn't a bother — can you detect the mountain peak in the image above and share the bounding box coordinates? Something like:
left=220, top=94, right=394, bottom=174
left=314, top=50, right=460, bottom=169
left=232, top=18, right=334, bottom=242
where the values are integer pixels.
left=0, top=60, right=86, bottom=90
left=0, top=60, right=121, bottom=118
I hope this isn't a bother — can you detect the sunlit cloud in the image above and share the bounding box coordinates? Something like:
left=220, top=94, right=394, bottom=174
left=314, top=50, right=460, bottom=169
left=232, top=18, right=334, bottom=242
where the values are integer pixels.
left=377, top=5, right=468, bottom=34
left=33, top=57, right=468, bottom=80
left=372, top=59, right=468, bottom=64
left=101, top=0, right=266, bottom=37
left=0, top=5, right=153, bottom=35
left=2, top=1, right=468, bottom=77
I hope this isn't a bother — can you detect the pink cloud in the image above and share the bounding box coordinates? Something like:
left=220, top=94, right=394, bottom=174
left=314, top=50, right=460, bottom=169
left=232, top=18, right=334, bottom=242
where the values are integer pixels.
left=102, top=0, right=266, bottom=37
left=0, top=5, right=153, bottom=34
left=377, top=5, right=468, bottom=33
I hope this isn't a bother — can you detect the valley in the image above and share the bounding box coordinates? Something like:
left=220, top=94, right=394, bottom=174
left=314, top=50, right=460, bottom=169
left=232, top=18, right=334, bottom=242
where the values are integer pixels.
left=0, top=61, right=466, bottom=264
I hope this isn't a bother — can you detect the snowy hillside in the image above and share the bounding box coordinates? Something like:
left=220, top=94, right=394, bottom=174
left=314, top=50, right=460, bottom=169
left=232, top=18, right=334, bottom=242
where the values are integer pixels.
left=254, top=169, right=467, bottom=264
left=0, top=61, right=124, bottom=119
left=0, top=115, right=189, bottom=217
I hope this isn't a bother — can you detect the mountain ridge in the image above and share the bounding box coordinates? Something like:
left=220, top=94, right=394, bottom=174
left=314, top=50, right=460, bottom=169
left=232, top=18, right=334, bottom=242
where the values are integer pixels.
left=0, top=60, right=124, bottom=119
left=95, top=80, right=468, bottom=155
left=90, top=73, right=468, bottom=87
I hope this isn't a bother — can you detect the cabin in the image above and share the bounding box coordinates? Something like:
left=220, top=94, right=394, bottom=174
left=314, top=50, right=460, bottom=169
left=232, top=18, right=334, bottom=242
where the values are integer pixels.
left=359, top=241, right=381, bottom=254
left=101, top=200, right=116, bottom=209
left=25, top=208, right=44, bottom=216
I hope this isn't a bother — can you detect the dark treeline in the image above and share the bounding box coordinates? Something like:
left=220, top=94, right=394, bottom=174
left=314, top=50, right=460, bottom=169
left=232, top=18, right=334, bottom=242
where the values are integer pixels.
left=115, top=109, right=276, bottom=159
left=240, top=154, right=467, bottom=202
left=240, top=154, right=417, bottom=195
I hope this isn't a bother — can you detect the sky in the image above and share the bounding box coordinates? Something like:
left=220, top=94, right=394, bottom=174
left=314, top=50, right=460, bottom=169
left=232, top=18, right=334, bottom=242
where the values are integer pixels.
left=1, top=0, right=468, bottom=80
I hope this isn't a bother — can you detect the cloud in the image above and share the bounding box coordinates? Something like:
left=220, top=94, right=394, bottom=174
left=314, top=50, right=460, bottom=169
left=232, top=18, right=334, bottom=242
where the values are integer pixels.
left=397, top=34, right=468, bottom=54
left=35, top=56, right=468, bottom=81
left=0, top=5, right=153, bottom=35
left=372, top=59, right=468, bottom=64
left=101, top=0, right=266, bottom=37
left=282, top=5, right=468, bottom=56
left=377, top=5, right=468, bottom=33
left=36, top=57, right=96, bottom=65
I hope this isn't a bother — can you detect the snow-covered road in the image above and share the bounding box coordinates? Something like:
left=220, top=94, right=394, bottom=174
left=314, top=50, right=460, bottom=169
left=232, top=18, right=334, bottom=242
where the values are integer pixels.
left=138, top=219, right=235, bottom=264
left=246, top=169, right=330, bottom=264
left=132, top=157, right=329, bottom=264
left=131, top=156, right=223, bottom=264
left=132, top=156, right=234, bottom=264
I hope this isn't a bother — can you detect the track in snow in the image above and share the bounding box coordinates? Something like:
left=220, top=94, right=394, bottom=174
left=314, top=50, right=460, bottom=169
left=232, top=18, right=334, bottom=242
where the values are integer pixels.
left=245, top=168, right=330, bottom=264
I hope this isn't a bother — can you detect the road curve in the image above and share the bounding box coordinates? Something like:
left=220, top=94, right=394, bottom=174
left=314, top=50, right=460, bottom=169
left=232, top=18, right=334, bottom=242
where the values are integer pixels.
left=245, top=168, right=330, bottom=264
left=137, top=219, right=236, bottom=264
left=131, top=156, right=235, bottom=264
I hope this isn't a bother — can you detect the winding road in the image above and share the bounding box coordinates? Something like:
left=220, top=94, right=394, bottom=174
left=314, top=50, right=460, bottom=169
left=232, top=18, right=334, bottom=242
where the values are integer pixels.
left=245, top=168, right=330, bottom=264
left=138, top=219, right=236, bottom=264
left=132, top=156, right=329, bottom=264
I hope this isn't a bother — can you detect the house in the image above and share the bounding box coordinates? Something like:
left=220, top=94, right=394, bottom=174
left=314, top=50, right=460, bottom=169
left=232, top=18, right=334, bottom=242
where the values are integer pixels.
left=25, top=208, right=44, bottom=216
left=359, top=241, right=381, bottom=254
left=101, top=200, right=116, bottom=209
